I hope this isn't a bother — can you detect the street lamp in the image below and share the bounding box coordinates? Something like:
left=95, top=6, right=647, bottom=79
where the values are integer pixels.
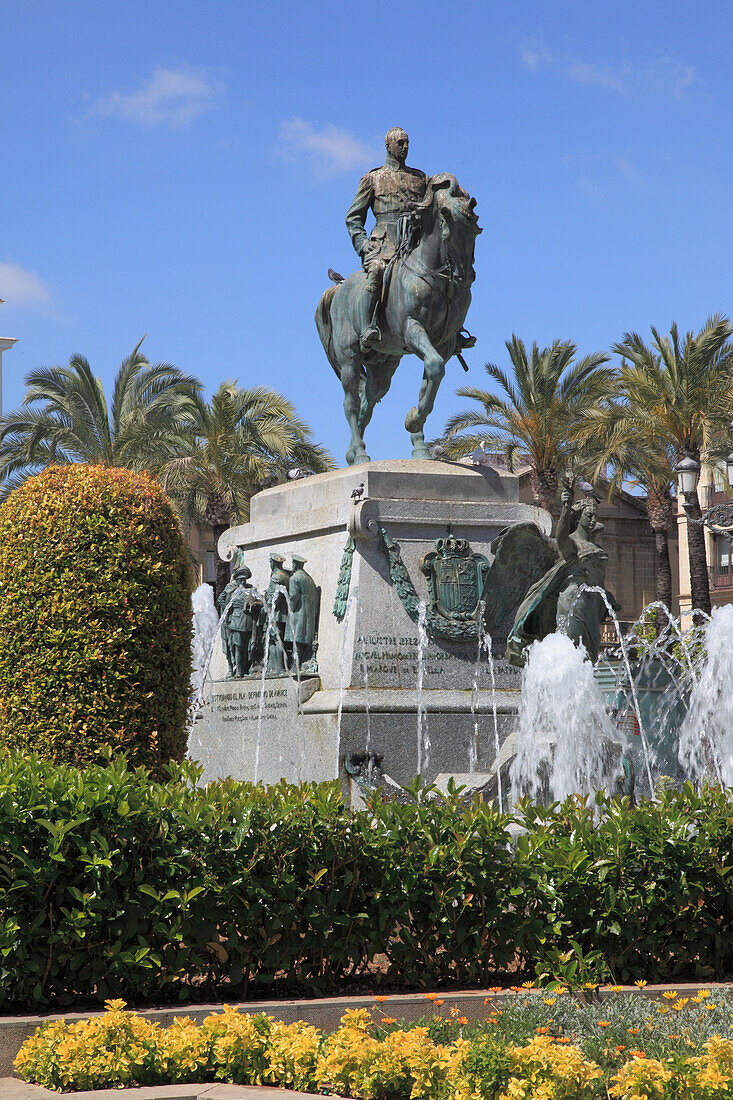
left=674, top=455, right=701, bottom=499
left=675, top=441, right=733, bottom=536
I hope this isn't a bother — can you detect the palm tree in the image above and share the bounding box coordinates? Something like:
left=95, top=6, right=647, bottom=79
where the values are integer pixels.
left=575, top=397, right=677, bottom=613
left=0, top=338, right=201, bottom=501
left=160, top=382, right=335, bottom=597
left=441, top=336, right=614, bottom=514
left=611, top=316, right=733, bottom=617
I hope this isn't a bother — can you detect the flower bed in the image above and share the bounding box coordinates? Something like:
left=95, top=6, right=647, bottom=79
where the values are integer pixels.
left=14, top=991, right=733, bottom=1098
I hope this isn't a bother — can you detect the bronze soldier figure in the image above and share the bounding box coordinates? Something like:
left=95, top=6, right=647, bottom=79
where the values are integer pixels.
left=345, top=126, right=427, bottom=351
left=285, top=555, right=320, bottom=670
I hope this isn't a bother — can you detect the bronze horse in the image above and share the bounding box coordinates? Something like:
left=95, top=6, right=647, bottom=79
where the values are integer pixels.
left=316, top=174, right=481, bottom=465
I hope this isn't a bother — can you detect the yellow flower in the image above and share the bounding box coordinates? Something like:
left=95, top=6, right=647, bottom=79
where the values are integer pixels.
left=634, top=979, right=647, bottom=988
left=672, top=998, right=689, bottom=1011
left=542, top=998, right=557, bottom=1007
left=609, top=985, right=624, bottom=993
left=662, top=990, right=678, bottom=1000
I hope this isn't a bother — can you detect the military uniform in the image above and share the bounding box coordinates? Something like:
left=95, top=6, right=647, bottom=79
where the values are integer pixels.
left=345, top=160, right=427, bottom=347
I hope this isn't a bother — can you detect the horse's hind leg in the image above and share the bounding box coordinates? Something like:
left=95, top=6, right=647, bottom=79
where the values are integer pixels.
left=403, top=318, right=446, bottom=459
left=340, top=351, right=370, bottom=466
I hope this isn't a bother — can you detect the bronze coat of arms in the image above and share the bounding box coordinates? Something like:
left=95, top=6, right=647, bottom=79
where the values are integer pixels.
left=420, top=535, right=491, bottom=622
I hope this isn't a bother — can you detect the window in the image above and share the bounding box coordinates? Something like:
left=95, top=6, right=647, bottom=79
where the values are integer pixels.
left=205, top=551, right=217, bottom=583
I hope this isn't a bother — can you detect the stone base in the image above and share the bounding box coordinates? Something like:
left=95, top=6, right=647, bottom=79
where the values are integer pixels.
left=190, top=460, right=551, bottom=799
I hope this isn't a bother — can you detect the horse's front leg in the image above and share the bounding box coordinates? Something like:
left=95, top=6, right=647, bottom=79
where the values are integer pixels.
left=403, top=318, right=445, bottom=459
left=341, top=352, right=370, bottom=466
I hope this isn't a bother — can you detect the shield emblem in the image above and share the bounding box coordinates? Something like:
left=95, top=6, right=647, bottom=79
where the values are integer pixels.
left=420, top=535, right=490, bottom=622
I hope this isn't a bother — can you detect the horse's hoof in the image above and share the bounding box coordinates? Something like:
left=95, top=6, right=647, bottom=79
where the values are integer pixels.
left=353, top=451, right=371, bottom=465
left=404, top=406, right=422, bottom=433
left=411, top=443, right=431, bottom=460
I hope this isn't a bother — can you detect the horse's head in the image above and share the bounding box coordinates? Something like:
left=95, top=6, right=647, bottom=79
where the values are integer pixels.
left=412, top=173, right=481, bottom=283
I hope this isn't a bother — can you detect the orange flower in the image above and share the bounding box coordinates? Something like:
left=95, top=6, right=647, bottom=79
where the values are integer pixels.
left=381, top=1016, right=396, bottom=1024
left=630, top=1050, right=647, bottom=1058
left=597, top=1021, right=611, bottom=1028
left=373, top=995, right=389, bottom=1002
left=627, top=1028, right=641, bottom=1035
left=433, top=999, right=444, bottom=1006
left=556, top=1036, right=571, bottom=1044
left=425, top=993, right=439, bottom=1001
left=615, top=1045, right=626, bottom=1053
left=536, top=1026, right=549, bottom=1034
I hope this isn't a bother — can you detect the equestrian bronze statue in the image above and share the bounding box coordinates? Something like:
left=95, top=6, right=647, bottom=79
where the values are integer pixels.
left=315, top=127, right=481, bottom=465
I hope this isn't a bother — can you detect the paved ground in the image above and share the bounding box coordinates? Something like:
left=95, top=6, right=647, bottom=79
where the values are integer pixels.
left=0, top=1083, right=333, bottom=1098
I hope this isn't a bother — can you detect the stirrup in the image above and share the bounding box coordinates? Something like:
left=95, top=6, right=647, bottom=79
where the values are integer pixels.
left=359, top=323, right=382, bottom=351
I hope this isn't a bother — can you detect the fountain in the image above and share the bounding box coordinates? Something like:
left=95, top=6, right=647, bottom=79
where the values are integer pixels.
left=678, top=604, right=733, bottom=786
left=509, top=633, right=624, bottom=803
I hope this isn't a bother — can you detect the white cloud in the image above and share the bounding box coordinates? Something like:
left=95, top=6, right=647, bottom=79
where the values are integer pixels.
left=88, top=66, right=221, bottom=127
left=0, top=261, right=52, bottom=309
left=277, top=118, right=379, bottom=176
left=613, top=157, right=643, bottom=185
left=521, top=44, right=694, bottom=98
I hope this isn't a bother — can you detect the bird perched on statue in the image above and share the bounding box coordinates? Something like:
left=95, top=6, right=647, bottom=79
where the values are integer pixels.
left=328, top=269, right=345, bottom=284
left=430, top=443, right=448, bottom=461
left=351, top=483, right=365, bottom=502
left=578, top=477, right=600, bottom=500
left=287, top=467, right=315, bottom=480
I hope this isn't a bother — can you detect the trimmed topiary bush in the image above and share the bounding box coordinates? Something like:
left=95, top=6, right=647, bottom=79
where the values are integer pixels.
left=0, top=464, right=192, bottom=772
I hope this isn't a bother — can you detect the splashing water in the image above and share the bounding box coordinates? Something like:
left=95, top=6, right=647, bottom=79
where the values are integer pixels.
left=255, top=592, right=279, bottom=784
left=357, top=601, right=373, bottom=779
left=190, top=584, right=219, bottom=705
left=469, top=602, right=484, bottom=778
left=678, top=604, right=733, bottom=786
left=337, top=588, right=358, bottom=748
left=416, top=600, right=430, bottom=781
left=511, top=632, right=624, bottom=803
left=485, top=631, right=503, bottom=813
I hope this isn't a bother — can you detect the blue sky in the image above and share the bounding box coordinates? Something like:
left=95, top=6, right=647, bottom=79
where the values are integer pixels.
left=2, top=0, right=731, bottom=465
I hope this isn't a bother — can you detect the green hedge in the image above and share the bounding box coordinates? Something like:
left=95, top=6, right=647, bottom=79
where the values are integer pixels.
left=1, top=754, right=732, bottom=1009
left=0, top=464, right=192, bottom=773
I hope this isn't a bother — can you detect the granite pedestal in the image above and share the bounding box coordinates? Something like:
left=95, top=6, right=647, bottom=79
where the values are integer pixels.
left=190, top=460, right=551, bottom=799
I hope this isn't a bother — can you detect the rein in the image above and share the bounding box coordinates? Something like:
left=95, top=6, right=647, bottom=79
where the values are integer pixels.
left=396, top=211, right=472, bottom=301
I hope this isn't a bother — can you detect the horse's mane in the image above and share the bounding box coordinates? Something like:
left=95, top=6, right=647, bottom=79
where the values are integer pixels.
left=414, top=172, right=468, bottom=209
left=412, top=173, right=479, bottom=229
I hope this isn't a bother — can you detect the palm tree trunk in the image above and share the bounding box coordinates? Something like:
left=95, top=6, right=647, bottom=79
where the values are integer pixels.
left=685, top=490, right=712, bottom=617
left=645, top=486, right=674, bottom=612
left=653, top=531, right=673, bottom=611
left=204, top=492, right=234, bottom=604
left=212, top=523, right=230, bottom=603
left=530, top=468, right=558, bottom=516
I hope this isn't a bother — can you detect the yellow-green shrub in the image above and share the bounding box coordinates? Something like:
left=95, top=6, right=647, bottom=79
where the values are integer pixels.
left=0, top=464, right=192, bottom=772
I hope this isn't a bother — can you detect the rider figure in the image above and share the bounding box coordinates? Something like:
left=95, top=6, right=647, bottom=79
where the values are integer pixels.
left=345, top=126, right=427, bottom=352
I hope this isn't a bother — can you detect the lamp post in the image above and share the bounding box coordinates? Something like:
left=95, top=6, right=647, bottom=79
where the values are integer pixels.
left=674, top=433, right=733, bottom=537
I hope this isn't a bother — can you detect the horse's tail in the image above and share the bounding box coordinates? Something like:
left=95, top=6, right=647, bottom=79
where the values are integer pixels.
left=315, top=284, right=342, bottom=380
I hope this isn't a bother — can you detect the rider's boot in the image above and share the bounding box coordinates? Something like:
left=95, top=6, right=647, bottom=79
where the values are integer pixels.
left=359, top=269, right=383, bottom=352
